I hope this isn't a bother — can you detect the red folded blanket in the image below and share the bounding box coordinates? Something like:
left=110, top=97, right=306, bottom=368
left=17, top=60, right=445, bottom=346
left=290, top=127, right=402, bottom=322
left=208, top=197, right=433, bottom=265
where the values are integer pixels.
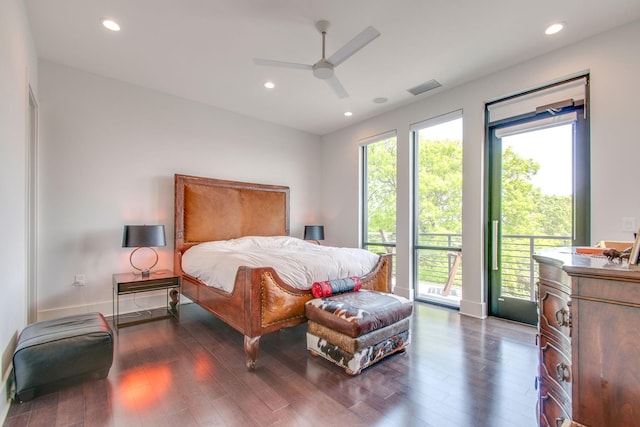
left=311, top=276, right=362, bottom=298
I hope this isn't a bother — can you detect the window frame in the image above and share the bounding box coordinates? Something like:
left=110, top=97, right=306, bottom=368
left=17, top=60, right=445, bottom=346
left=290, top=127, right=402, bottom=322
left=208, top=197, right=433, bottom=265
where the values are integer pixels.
left=360, top=131, right=398, bottom=254
left=411, top=110, right=464, bottom=307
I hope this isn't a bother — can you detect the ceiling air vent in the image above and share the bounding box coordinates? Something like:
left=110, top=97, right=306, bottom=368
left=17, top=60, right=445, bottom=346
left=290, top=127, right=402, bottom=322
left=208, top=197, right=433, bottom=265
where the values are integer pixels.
left=407, top=79, right=442, bottom=96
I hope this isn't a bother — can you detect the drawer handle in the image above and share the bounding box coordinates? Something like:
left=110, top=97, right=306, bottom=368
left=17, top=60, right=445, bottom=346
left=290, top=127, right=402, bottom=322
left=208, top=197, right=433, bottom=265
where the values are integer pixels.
left=555, top=307, right=571, bottom=328
left=555, top=362, right=570, bottom=383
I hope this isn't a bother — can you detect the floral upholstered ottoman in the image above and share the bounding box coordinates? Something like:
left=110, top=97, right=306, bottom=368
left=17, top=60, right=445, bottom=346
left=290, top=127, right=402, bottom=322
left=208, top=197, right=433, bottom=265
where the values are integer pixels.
left=305, top=289, right=412, bottom=375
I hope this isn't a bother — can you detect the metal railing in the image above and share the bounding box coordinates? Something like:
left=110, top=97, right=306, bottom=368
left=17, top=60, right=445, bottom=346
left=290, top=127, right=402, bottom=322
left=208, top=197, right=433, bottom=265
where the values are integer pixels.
left=366, top=231, right=571, bottom=301
left=501, top=234, right=571, bottom=300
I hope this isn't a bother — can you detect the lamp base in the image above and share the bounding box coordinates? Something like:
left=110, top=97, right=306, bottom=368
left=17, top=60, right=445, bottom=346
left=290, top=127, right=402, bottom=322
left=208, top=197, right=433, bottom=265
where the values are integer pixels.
left=129, top=247, right=159, bottom=277
left=130, top=268, right=155, bottom=277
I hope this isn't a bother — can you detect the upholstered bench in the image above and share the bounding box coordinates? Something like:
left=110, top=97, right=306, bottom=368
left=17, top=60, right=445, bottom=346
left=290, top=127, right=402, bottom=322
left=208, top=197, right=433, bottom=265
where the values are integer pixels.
left=305, top=289, right=412, bottom=375
left=13, top=312, right=114, bottom=402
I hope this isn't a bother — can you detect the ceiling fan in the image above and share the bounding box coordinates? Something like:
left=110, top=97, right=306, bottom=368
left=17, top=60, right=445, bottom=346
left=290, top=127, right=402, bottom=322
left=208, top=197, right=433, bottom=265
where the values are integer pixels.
left=253, top=20, right=380, bottom=99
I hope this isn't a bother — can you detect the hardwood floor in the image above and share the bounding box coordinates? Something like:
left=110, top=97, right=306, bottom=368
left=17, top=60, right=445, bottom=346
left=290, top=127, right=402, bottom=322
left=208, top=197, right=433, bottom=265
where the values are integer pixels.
left=4, top=302, right=538, bottom=427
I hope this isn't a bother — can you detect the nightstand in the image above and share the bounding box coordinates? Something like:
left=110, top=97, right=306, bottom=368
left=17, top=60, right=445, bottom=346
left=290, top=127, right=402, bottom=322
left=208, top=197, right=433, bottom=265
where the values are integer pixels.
left=112, top=269, right=181, bottom=329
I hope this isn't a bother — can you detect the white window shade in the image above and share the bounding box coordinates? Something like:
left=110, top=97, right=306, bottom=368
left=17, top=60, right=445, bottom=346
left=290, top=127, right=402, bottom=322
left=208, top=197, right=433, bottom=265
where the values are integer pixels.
left=487, top=77, right=587, bottom=124
left=494, top=111, right=577, bottom=139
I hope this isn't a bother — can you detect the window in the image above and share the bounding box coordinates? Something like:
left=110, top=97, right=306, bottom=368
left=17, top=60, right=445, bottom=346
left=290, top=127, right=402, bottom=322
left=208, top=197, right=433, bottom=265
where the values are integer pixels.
left=412, top=111, right=463, bottom=308
left=361, top=133, right=397, bottom=263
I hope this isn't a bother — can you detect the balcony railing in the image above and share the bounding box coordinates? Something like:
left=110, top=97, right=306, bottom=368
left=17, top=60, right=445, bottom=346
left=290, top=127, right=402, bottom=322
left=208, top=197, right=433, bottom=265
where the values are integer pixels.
left=501, top=234, right=571, bottom=300
left=366, top=232, right=571, bottom=302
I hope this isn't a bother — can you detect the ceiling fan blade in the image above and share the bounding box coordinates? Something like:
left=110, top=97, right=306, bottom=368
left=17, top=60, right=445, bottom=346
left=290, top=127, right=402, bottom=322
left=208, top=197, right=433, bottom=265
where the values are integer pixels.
left=327, top=26, right=380, bottom=67
left=325, top=75, right=349, bottom=99
left=253, top=58, right=313, bottom=70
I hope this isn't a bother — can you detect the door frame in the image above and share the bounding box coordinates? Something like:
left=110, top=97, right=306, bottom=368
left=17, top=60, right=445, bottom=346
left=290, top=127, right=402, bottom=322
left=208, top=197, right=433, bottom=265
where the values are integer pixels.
left=26, top=84, right=38, bottom=323
left=485, top=96, right=590, bottom=324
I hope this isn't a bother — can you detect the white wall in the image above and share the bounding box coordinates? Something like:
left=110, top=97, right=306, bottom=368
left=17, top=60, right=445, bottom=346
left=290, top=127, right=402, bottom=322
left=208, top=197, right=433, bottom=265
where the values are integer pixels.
left=0, top=0, right=38, bottom=420
left=320, top=19, right=640, bottom=318
left=37, top=60, right=322, bottom=319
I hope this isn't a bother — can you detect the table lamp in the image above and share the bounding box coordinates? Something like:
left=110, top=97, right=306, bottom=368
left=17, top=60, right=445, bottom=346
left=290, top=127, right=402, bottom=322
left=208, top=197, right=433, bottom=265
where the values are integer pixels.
left=122, top=225, right=166, bottom=276
left=304, top=225, right=325, bottom=244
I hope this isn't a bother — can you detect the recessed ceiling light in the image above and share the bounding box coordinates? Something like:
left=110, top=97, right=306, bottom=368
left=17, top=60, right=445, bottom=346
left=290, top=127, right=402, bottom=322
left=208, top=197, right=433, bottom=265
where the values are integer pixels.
left=545, top=22, right=564, bottom=35
left=344, top=112, right=353, bottom=117
left=373, top=97, right=388, bottom=104
left=101, top=18, right=121, bottom=32
left=264, top=81, right=275, bottom=89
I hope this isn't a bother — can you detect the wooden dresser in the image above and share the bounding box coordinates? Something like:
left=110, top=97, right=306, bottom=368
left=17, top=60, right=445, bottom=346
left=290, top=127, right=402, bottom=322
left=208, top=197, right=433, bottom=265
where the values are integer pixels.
left=533, top=248, right=640, bottom=427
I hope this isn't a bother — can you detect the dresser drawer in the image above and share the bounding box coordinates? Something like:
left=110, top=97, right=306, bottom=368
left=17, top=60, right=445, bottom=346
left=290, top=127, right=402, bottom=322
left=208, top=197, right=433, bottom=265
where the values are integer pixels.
left=538, top=263, right=571, bottom=294
left=539, top=379, right=572, bottom=427
left=540, top=334, right=572, bottom=400
left=539, top=283, right=571, bottom=346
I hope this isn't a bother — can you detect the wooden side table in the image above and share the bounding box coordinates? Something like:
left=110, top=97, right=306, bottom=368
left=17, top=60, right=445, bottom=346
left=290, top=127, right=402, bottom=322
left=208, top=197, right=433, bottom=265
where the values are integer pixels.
left=112, top=269, right=181, bottom=329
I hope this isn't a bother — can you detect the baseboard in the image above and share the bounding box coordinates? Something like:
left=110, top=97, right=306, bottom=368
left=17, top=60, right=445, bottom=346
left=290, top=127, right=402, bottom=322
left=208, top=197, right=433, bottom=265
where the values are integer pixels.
left=393, top=284, right=413, bottom=300
left=1, top=376, right=11, bottom=427
left=459, top=298, right=487, bottom=319
left=0, top=332, right=17, bottom=426
left=37, top=292, right=183, bottom=321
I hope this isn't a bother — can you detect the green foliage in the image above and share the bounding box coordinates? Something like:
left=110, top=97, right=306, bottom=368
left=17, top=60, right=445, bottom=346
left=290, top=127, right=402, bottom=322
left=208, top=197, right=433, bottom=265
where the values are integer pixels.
left=416, top=138, right=463, bottom=237
left=365, top=138, right=397, bottom=236
left=366, top=138, right=572, bottom=237
left=501, top=146, right=571, bottom=237
left=365, top=132, right=572, bottom=296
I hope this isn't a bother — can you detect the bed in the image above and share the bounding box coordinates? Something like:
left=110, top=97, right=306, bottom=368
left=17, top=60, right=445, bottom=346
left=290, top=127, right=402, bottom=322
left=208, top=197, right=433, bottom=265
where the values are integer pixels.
left=173, top=174, right=392, bottom=369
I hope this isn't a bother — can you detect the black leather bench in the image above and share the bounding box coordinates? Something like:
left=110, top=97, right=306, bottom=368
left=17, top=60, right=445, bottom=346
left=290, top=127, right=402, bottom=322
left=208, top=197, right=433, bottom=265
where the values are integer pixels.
left=13, top=312, right=114, bottom=402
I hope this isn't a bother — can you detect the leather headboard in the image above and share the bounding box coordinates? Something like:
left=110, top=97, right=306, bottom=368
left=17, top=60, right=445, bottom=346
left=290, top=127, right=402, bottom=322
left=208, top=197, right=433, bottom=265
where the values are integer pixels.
left=174, top=174, right=289, bottom=252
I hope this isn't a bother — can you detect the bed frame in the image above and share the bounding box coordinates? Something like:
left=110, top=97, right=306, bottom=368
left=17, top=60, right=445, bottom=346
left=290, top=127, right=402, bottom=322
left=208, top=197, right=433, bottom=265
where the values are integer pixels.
left=173, top=174, right=392, bottom=369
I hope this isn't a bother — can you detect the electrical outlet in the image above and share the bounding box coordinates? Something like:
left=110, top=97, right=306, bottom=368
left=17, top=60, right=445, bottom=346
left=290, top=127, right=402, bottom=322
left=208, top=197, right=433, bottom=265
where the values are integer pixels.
left=622, top=217, right=636, bottom=232
left=74, top=274, right=86, bottom=286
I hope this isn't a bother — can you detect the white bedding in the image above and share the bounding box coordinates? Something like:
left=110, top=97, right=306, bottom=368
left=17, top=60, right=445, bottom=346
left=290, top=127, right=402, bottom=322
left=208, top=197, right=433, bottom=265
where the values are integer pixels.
left=181, top=236, right=380, bottom=292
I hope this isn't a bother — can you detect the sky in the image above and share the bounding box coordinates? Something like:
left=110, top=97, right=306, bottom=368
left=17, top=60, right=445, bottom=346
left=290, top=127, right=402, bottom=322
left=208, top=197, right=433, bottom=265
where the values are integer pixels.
left=503, top=124, right=573, bottom=197
left=418, top=117, right=573, bottom=197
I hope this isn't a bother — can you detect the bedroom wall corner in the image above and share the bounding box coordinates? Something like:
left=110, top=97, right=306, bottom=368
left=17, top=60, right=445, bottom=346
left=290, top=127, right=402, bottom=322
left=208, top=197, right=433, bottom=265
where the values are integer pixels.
left=0, top=0, right=38, bottom=422
left=36, top=60, right=322, bottom=321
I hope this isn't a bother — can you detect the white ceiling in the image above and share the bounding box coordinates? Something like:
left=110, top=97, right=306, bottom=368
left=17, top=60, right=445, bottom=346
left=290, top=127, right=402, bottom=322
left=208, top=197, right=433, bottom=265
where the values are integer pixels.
left=24, top=0, right=640, bottom=136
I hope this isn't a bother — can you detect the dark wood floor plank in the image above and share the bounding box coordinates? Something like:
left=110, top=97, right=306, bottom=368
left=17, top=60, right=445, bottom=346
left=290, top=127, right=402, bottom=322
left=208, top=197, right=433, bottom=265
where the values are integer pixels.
left=2, top=413, right=29, bottom=427
left=185, top=398, right=227, bottom=426
left=209, top=395, right=260, bottom=427
left=268, top=405, right=314, bottom=427
left=236, top=370, right=290, bottom=412
left=53, top=386, right=84, bottom=427
left=4, top=301, right=537, bottom=427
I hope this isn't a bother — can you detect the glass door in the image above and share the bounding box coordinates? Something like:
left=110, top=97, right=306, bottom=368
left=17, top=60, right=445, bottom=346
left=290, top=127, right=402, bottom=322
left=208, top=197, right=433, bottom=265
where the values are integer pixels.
left=487, top=106, right=589, bottom=324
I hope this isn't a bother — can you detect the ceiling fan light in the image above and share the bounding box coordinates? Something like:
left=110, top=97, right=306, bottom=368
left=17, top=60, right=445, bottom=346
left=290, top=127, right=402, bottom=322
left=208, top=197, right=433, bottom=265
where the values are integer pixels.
left=313, top=60, right=334, bottom=79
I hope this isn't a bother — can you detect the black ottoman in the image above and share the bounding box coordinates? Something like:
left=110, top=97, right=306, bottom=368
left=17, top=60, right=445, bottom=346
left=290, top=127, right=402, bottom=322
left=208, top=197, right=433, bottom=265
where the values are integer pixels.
left=13, top=312, right=114, bottom=402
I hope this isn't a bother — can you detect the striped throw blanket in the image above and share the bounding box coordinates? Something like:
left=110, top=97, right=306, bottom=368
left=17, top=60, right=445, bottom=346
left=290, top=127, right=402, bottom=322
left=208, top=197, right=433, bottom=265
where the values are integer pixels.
left=311, top=276, right=362, bottom=298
